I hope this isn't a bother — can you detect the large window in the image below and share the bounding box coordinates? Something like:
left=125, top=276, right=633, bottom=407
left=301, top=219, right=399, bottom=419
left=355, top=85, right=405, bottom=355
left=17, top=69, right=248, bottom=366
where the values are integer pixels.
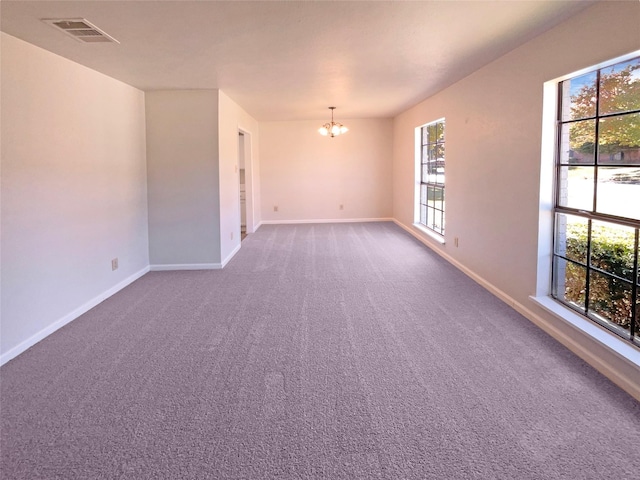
left=552, top=56, right=640, bottom=345
left=418, top=119, right=445, bottom=235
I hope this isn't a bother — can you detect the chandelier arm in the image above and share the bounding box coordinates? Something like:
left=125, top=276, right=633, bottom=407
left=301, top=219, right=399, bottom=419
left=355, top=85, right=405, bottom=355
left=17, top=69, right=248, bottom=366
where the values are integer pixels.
left=320, top=106, right=347, bottom=137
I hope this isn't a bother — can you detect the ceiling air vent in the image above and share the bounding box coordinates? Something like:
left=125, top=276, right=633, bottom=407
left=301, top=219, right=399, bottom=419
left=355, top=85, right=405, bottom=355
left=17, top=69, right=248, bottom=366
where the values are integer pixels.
left=42, top=18, right=119, bottom=44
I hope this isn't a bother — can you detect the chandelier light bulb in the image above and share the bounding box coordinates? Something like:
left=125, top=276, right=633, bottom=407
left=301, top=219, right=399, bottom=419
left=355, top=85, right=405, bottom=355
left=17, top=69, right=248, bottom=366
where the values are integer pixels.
left=319, top=107, right=348, bottom=137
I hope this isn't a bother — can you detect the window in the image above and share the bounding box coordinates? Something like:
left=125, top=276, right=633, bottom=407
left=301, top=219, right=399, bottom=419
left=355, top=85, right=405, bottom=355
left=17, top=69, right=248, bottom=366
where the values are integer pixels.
left=418, top=119, right=445, bottom=235
left=552, top=56, right=640, bottom=346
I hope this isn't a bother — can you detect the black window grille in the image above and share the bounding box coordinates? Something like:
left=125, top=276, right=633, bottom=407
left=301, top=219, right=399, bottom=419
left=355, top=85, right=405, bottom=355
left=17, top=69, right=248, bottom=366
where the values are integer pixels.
left=419, top=120, right=445, bottom=235
left=552, top=56, right=640, bottom=345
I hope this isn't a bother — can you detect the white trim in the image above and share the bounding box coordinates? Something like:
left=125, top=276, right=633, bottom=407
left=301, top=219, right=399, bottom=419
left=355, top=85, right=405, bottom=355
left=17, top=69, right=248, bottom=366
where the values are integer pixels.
left=259, top=217, right=393, bottom=225
left=527, top=296, right=640, bottom=401
left=531, top=296, right=640, bottom=366
left=221, top=242, right=242, bottom=268
left=149, top=263, right=221, bottom=271
left=394, top=219, right=445, bottom=246
left=0, top=266, right=150, bottom=366
left=238, top=127, right=256, bottom=234
left=535, top=78, right=557, bottom=297
left=414, top=125, right=422, bottom=224
left=394, top=218, right=640, bottom=401
left=413, top=222, right=446, bottom=244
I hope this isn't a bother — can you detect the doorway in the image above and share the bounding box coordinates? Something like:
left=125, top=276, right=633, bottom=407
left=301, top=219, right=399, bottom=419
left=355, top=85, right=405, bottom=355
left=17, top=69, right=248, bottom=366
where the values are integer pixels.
left=239, top=132, right=247, bottom=239
left=237, top=128, right=255, bottom=237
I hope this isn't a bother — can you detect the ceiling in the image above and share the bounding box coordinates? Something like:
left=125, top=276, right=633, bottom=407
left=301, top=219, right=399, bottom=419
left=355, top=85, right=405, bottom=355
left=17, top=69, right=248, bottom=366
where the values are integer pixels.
left=1, top=0, right=596, bottom=121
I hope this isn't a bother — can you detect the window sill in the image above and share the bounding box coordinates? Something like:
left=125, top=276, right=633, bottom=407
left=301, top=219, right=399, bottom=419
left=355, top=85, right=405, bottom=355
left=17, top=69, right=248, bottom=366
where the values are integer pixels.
left=413, top=223, right=446, bottom=244
left=530, top=295, right=640, bottom=368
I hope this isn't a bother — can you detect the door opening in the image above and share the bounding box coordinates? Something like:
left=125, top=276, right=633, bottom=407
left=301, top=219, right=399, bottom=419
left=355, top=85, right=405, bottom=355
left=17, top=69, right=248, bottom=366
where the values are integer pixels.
left=239, top=132, right=247, bottom=240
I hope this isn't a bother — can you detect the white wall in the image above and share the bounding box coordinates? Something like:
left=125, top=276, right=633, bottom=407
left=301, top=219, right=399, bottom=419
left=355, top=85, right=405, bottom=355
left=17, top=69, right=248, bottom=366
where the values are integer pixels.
left=393, top=1, right=640, bottom=395
left=218, top=91, right=260, bottom=264
left=260, top=119, right=393, bottom=222
left=1, top=33, right=149, bottom=361
left=145, top=91, right=220, bottom=268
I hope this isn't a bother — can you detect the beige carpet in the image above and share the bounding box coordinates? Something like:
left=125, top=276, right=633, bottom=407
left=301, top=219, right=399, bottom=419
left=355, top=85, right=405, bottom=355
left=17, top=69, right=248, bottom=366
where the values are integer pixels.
left=2, top=222, right=638, bottom=479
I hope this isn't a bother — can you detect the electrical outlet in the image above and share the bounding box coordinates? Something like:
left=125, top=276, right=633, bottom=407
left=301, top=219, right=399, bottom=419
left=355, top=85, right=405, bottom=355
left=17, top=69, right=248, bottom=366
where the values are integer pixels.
left=230, top=231, right=234, bottom=240
left=454, top=237, right=459, bottom=248
left=274, top=205, right=278, bottom=212
left=339, top=204, right=344, bottom=210
left=111, top=258, right=118, bottom=271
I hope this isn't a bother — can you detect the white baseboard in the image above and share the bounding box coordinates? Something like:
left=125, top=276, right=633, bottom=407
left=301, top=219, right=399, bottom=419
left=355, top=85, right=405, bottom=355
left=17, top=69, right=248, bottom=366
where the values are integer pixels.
left=259, top=217, right=393, bottom=225
left=529, top=296, right=640, bottom=400
left=129, top=250, right=243, bottom=273
left=393, top=219, right=640, bottom=401
left=149, top=263, right=221, bottom=271
left=221, top=243, right=242, bottom=268
left=0, top=266, right=150, bottom=366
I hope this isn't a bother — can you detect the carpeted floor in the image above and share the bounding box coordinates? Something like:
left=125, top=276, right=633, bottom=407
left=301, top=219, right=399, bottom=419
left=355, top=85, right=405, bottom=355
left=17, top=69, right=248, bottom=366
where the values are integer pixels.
left=1, top=222, right=639, bottom=479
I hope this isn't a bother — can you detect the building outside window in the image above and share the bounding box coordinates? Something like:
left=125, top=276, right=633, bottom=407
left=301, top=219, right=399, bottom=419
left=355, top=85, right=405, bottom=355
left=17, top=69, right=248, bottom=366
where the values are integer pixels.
left=418, top=119, right=445, bottom=236
left=552, top=56, right=640, bottom=346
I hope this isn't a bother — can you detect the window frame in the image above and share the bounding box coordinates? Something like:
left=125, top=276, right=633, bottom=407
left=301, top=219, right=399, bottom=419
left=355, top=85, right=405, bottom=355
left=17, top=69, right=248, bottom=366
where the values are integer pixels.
left=551, top=55, right=640, bottom=347
left=416, top=118, right=446, bottom=237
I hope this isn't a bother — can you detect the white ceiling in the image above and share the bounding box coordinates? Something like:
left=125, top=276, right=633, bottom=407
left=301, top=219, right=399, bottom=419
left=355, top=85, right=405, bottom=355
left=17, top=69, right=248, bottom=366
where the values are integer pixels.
left=1, top=0, right=595, bottom=121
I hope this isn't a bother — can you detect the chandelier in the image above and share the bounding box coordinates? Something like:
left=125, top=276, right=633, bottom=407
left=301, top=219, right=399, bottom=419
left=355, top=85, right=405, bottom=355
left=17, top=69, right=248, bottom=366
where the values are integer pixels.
left=318, top=107, right=348, bottom=137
